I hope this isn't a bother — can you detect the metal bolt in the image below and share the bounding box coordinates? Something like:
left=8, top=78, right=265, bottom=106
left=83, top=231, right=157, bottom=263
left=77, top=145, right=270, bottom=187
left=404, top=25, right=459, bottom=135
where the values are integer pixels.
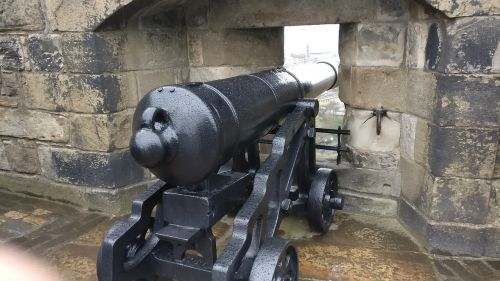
left=158, top=87, right=163, bottom=92
left=169, top=88, right=175, bottom=93
left=307, top=127, right=315, bottom=138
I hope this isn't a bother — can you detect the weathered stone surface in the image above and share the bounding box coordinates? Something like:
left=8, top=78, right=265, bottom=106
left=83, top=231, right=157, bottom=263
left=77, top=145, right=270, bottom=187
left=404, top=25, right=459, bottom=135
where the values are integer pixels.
left=70, top=111, right=132, bottom=152
left=406, top=22, right=430, bottom=69
left=22, top=73, right=129, bottom=113
left=61, top=32, right=125, bottom=73
left=0, top=0, right=44, bottom=31
left=343, top=108, right=401, bottom=152
left=434, top=74, right=500, bottom=127
left=44, top=0, right=133, bottom=31
left=340, top=23, right=406, bottom=67
left=187, top=28, right=283, bottom=67
left=0, top=108, right=69, bottom=142
left=377, top=0, right=409, bottom=20
left=340, top=189, right=398, bottom=217
left=400, top=157, right=432, bottom=215
left=339, top=66, right=406, bottom=111
left=0, top=170, right=151, bottom=214
left=400, top=114, right=417, bottom=161
left=344, top=148, right=399, bottom=170
left=61, top=30, right=187, bottom=74
left=124, top=30, right=188, bottom=70
left=425, top=17, right=500, bottom=74
left=135, top=68, right=188, bottom=100
left=428, top=126, right=498, bottom=178
left=0, top=36, right=27, bottom=71
left=0, top=142, right=10, bottom=171
left=412, top=118, right=430, bottom=168
left=208, top=0, right=378, bottom=28
left=189, top=66, right=267, bottom=82
left=337, top=167, right=401, bottom=197
left=399, top=199, right=499, bottom=257
left=62, top=74, right=128, bottom=113
left=429, top=177, right=494, bottom=224
left=494, top=143, right=500, bottom=179
left=424, top=0, right=500, bottom=18
left=405, top=70, right=437, bottom=120
left=38, top=146, right=145, bottom=188
left=3, top=140, right=40, bottom=174
left=27, top=34, right=64, bottom=71
left=0, top=71, right=21, bottom=107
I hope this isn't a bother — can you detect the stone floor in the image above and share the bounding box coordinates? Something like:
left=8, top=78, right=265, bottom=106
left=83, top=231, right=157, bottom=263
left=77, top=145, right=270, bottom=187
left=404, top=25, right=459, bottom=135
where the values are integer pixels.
left=0, top=190, right=499, bottom=281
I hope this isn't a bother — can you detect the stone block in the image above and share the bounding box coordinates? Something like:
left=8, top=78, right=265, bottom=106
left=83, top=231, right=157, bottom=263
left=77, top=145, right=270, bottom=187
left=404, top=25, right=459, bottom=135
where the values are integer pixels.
left=344, top=147, right=399, bottom=170
left=340, top=22, right=406, bottom=67
left=124, top=30, right=188, bottom=70
left=44, top=0, right=133, bottom=31
left=360, top=23, right=406, bottom=67
left=0, top=170, right=151, bottom=215
left=406, top=22, right=431, bottom=69
left=3, top=140, right=40, bottom=174
left=340, top=189, right=398, bottom=217
left=62, top=74, right=128, bottom=113
left=0, top=36, right=28, bottom=71
left=187, top=28, right=283, bottom=67
left=342, top=108, right=401, bottom=152
left=21, top=73, right=64, bottom=111
left=429, top=177, right=494, bottom=224
left=400, top=114, right=417, bottom=161
left=70, top=111, right=133, bottom=152
left=22, top=73, right=129, bottom=113
left=38, top=146, right=145, bottom=188
left=401, top=115, right=432, bottom=168
left=339, top=66, right=406, bottom=112
left=0, top=71, right=21, bottom=107
left=135, top=68, right=188, bottom=101
left=398, top=199, right=499, bottom=257
left=61, top=30, right=188, bottom=74
left=413, top=117, right=430, bottom=167
left=27, top=34, right=64, bottom=71
left=424, top=0, right=500, bottom=18
left=425, top=17, right=500, bottom=74
left=0, top=108, right=69, bottom=142
left=377, top=0, right=409, bottom=20
left=405, top=70, right=437, bottom=120
left=337, top=168, right=400, bottom=197
left=428, top=126, right=498, bottom=178
left=434, top=74, right=499, bottom=127
left=409, top=0, right=444, bottom=20
left=61, top=32, right=125, bottom=73
left=494, top=144, right=500, bottom=179
left=208, top=0, right=378, bottom=28
left=189, top=66, right=267, bottom=82
left=0, top=0, right=44, bottom=31
left=0, top=142, right=10, bottom=171
left=400, top=157, right=432, bottom=215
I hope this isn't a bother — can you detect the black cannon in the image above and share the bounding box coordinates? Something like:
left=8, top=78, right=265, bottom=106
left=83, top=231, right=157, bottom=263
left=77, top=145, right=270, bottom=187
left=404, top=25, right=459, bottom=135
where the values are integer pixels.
left=97, top=62, right=350, bottom=281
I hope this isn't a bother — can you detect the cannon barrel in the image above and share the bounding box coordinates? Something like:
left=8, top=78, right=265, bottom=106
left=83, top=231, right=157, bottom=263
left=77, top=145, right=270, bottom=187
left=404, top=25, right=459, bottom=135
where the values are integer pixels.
left=130, top=62, right=338, bottom=186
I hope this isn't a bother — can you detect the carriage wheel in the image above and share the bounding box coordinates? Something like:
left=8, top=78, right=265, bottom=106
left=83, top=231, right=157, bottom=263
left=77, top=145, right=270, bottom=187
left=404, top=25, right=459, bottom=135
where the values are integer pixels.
left=249, top=238, right=298, bottom=281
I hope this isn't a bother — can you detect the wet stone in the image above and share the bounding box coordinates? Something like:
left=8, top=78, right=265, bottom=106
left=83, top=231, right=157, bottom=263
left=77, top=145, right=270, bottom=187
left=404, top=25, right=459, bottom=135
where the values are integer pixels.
left=462, top=260, right=495, bottom=277
left=442, top=260, right=481, bottom=281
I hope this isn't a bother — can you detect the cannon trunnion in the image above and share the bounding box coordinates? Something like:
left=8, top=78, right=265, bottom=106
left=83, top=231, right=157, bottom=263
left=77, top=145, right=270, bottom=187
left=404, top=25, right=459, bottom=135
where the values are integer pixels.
left=97, top=63, right=349, bottom=281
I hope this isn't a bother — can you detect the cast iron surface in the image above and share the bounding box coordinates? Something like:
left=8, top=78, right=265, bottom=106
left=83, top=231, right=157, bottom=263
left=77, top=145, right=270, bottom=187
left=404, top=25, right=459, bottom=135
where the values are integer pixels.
left=98, top=63, right=349, bottom=281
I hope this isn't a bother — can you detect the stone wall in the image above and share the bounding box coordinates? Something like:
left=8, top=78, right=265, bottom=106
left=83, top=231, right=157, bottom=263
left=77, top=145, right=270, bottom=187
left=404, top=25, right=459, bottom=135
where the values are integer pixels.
left=0, top=0, right=498, bottom=258
left=0, top=0, right=283, bottom=213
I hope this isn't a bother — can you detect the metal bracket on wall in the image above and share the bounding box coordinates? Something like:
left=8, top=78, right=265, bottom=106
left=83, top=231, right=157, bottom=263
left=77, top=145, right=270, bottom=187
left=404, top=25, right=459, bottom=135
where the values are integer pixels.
left=362, top=107, right=391, bottom=135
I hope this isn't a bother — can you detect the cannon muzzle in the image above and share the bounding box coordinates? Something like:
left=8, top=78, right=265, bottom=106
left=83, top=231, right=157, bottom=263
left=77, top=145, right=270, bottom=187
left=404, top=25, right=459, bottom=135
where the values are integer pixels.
left=130, top=62, right=338, bottom=186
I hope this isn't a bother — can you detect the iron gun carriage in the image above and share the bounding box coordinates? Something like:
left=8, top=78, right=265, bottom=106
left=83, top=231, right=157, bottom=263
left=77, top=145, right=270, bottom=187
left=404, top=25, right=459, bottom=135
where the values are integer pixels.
left=97, top=62, right=350, bottom=281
